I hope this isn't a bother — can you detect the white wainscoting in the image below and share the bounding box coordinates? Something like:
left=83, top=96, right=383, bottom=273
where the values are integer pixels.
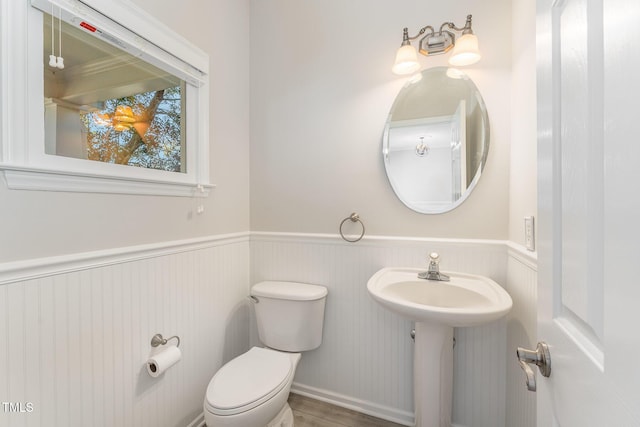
left=250, top=233, right=526, bottom=427
left=0, top=232, right=537, bottom=427
left=0, top=234, right=251, bottom=427
left=505, top=245, right=538, bottom=427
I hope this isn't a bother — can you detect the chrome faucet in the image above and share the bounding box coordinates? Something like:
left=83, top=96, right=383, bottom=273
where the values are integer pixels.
left=418, top=252, right=450, bottom=281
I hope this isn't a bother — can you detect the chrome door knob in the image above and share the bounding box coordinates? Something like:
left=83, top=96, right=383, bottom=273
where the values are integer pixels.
left=516, top=342, right=551, bottom=392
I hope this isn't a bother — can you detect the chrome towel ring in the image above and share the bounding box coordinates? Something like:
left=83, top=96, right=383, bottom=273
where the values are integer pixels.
left=339, top=212, right=365, bottom=243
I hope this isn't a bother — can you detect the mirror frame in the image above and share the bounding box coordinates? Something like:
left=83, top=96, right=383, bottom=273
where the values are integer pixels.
left=383, top=67, right=490, bottom=214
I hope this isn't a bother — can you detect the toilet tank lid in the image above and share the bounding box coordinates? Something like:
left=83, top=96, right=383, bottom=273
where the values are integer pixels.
left=251, top=281, right=328, bottom=301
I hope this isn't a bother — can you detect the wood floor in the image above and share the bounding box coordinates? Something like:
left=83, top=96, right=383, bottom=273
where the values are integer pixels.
left=288, top=393, right=406, bottom=427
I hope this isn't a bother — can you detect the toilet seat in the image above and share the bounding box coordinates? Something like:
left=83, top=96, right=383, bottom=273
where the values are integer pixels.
left=204, top=347, right=294, bottom=416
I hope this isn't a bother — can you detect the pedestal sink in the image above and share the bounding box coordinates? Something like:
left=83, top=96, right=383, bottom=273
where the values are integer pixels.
left=367, top=267, right=512, bottom=427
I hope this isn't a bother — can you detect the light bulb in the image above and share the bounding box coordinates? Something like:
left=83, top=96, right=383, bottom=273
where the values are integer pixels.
left=392, top=44, right=420, bottom=75
left=448, top=33, right=481, bottom=66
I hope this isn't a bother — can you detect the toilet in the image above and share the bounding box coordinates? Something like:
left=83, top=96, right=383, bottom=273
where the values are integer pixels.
left=203, top=281, right=328, bottom=427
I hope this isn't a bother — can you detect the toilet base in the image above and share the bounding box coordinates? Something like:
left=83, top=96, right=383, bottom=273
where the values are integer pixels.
left=266, top=403, right=294, bottom=427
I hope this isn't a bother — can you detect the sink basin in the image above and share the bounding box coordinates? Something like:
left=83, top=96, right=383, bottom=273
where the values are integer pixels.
left=367, top=267, right=512, bottom=327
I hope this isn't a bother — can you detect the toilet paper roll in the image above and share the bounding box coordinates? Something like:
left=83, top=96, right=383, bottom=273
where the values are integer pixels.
left=146, top=345, right=181, bottom=378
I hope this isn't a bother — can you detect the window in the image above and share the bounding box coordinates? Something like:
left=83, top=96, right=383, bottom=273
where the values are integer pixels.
left=0, top=0, right=211, bottom=196
left=79, top=85, right=184, bottom=172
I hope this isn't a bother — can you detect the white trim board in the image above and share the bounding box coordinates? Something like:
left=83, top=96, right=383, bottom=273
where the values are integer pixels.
left=185, top=413, right=205, bottom=427
left=251, top=231, right=509, bottom=249
left=0, top=232, right=250, bottom=286
left=0, top=231, right=535, bottom=286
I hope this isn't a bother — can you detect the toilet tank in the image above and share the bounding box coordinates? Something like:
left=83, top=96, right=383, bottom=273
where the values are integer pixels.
left=251, top=281, right=328, bottom=352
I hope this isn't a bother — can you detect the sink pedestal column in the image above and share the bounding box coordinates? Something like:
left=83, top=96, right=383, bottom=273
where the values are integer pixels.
left=413, top=322, right=454, bottom=427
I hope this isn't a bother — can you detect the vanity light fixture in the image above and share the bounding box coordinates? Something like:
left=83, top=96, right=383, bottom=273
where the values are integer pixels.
left=415, top=136, right=429, bottom=157
left=94, top=105, right=148, bottom=133
left=392, top=14, right=481, bottom=75
left=112, top=105, right=136, bottom=131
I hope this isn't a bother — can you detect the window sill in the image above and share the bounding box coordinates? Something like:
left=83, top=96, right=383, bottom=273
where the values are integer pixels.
left=0, top=165, right=214, bottom=197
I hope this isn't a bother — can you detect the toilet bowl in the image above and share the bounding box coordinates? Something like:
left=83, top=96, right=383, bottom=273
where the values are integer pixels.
left=203, top=281, right=328, bottom=427
left=204, top=347, right=300, bottom=427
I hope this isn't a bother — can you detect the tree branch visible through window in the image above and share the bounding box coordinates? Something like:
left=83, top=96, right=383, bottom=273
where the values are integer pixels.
left=84, top=86, right=183, bottom=172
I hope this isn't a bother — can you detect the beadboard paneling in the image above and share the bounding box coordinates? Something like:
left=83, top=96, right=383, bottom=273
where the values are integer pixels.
left=0, top=235, right=250, bottom=427
left=250, top=233, right=511, bottom=427
left=0, top=233, right=538, bottom=427
left=505, top=246, right=538, bottom=427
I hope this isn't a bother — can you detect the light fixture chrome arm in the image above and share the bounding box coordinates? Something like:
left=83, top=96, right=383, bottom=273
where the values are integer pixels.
left=392, top=14, right=481, bottom=75
left=440, top=15, right=475, bottom=35
left=402, top=25, right=435, bottom=43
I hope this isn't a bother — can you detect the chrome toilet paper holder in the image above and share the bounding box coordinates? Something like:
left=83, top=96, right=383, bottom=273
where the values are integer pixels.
left=150, top=333, right=181, bottom=348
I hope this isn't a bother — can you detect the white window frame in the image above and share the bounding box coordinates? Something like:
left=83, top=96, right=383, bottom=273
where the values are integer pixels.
left=0, top=0, right=212, bottom=197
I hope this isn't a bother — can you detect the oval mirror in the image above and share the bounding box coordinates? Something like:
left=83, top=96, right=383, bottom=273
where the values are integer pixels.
left=383, top=67, right=489, bottom=214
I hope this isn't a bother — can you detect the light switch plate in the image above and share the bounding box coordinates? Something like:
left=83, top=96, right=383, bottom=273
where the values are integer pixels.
left=524, top=216, right=535, bottom=251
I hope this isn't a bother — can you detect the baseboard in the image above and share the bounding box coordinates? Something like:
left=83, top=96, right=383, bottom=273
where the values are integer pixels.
left=186, top=413, right=205, bottom=427
left=291, top=382, right=414, bottom=426
left=186, top=401, right=468, bottom=427
left=185, top=408, right=470, bottom=427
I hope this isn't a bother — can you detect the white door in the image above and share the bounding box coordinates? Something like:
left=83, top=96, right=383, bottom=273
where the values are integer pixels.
left=535, top=0, right=640, bottom=425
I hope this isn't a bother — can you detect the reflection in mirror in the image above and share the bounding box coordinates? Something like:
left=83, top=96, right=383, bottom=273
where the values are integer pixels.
left=383, top=67, right=489, bottom=214
left=42, top=11, right=186, bottom=173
